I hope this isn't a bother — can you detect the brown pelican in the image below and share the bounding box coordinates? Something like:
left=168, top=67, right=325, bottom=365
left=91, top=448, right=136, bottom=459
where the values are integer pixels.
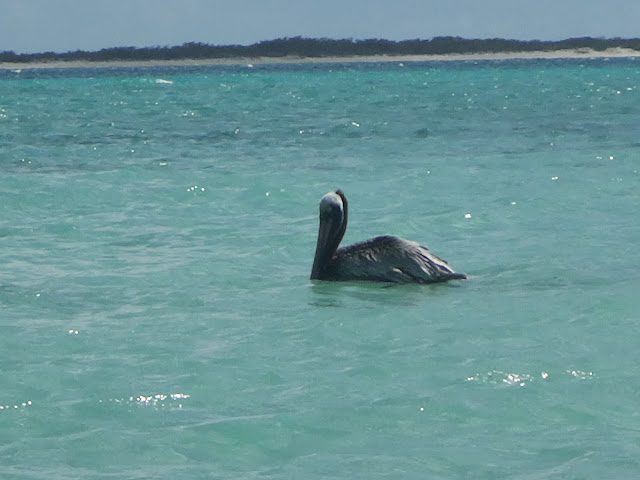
left=311, top=190, right=467, bottom=283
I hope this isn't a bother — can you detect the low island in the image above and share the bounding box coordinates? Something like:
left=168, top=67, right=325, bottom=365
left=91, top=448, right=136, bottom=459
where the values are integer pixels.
left=2, top=36, right=640, bottom=69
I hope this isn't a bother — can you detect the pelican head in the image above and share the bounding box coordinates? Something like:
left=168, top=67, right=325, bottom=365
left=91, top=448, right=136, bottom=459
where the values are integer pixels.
left=311, top=190, right=348, bottom=279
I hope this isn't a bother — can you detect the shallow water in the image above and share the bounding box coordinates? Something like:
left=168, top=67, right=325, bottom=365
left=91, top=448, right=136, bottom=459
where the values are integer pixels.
left=1, top=58, right=639, bottom=478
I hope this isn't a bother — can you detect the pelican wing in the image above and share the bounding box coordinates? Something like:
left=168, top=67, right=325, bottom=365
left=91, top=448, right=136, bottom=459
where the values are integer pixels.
left=333, top=235, right=466, bottom=283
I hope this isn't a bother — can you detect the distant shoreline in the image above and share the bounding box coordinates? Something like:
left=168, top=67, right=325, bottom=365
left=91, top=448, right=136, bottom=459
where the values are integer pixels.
left=1, top=47, right=639, bottom=70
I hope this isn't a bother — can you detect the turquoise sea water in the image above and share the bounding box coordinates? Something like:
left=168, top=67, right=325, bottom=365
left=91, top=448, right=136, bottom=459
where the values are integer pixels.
left=1, top=58, right=639, bottom=478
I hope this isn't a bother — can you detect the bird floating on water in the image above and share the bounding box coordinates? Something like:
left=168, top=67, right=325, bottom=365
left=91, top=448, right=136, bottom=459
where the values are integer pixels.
left=310, top=190, right=467, bottom=283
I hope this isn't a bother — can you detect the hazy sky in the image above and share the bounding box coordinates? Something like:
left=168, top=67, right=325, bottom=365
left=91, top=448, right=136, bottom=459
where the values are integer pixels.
left=1, top=0, right=638, bottom=54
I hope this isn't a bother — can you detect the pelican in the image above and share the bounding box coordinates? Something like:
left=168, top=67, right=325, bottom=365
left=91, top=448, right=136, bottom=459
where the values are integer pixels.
left=310, top=190, right=467, bottom=283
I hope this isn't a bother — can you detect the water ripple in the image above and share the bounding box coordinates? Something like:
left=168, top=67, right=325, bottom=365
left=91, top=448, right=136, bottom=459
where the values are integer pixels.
left=466, top=369, right=595, bottom=386
left=0, top=399, right=33, bottom=412
left=100, top=392, right=190, bottom=409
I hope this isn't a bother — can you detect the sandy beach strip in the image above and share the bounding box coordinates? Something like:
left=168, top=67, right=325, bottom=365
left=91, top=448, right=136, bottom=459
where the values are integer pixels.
left=1, top=48, right=639, bottom=70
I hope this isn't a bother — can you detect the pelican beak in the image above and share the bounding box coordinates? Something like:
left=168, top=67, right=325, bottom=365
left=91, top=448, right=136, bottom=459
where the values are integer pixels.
left=311, top=191, right=344, bottom=279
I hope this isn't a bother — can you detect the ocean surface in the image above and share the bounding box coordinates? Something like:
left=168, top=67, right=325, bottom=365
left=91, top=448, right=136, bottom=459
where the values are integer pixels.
left=1, top=57, right=639, bottom=479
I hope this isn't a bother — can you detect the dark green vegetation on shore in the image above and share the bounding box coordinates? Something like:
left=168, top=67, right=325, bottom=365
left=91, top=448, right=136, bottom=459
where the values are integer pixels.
left=2, top=36, right=640, bottom=63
